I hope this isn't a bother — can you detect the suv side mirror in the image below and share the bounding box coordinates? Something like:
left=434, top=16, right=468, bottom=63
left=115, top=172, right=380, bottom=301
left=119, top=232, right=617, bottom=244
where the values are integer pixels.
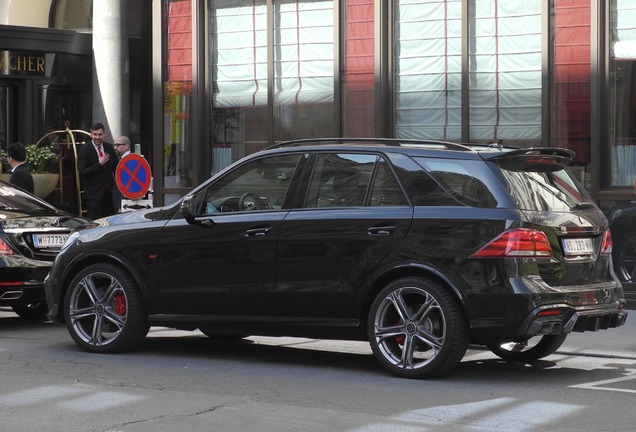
left=180, top=194, right=196, bottom=224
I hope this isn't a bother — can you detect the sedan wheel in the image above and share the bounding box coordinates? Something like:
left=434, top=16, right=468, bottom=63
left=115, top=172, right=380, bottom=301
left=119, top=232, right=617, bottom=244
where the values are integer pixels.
left=368, top=277, right=469, bottom=378
left=63, top=263, right=149, bottom=353
left=487, top=333, right=567, bottom=362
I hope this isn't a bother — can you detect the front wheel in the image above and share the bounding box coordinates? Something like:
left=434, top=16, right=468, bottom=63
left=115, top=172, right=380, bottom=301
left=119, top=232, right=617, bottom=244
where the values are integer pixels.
left=487, top=333, right=567, bottom=362
left=63, top=263, right=149, bottom=353
left=367, top=277, right=469, bottom=378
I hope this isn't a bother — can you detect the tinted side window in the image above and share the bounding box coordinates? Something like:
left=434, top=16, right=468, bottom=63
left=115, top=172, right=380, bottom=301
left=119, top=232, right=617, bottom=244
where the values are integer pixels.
left=369, top=159, right=408, bottom=206
left=304, top=153, right=376, bottom=208
left=414, top=158, right=499, bottom=208
left=201, top=154, right=301, bottom=214
left=397, top=170, right=457, bottom=206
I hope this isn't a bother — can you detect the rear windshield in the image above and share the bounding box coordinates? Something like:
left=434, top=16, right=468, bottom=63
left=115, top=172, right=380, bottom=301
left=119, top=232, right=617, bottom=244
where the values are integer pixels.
left=496, top=163, right=594, bottom=212
left=412, top=156, right=593, bottom=212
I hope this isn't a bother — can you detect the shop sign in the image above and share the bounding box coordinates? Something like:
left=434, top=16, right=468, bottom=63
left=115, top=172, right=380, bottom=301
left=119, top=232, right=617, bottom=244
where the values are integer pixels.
left=0, top=51, right=45, bottom=76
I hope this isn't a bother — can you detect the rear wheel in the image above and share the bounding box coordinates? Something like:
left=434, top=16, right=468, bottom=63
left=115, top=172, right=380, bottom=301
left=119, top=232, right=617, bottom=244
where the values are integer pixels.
left=12, top=302, right=48, bottom=319
left=63, top=263, right=149, bottom=353
left=615, top=233, right=636, bottom=283
left=487, top=333, right=567, bottom=362
left=367, top=277, right=469, bottom=378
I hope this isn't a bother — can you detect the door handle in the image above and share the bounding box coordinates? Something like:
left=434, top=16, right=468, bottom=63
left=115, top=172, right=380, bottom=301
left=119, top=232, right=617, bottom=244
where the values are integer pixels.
left=368, top=225, right=397, bottom=236
left=245, top=227, right=271, bottom=237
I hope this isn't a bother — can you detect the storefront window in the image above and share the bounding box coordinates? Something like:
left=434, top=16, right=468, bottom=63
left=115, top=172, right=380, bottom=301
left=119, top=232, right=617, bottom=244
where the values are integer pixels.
left=394, top=0, right=462, bottom=140
left=273, top=0, right=335, bottom=140
left=469, top=0, right=542, bottom=145
left=551, top=0, right=591, bottom=190
left=609, top=0, right=636, bottom=187
left=209, top=0, right=268, bottom=175
left=343, top=0, right=374, bottom=137
left=164, top=0, right=194, bottom=198
left=50, top=0, right=93, bottom=31
left=208, top=0, right=334, bottom=174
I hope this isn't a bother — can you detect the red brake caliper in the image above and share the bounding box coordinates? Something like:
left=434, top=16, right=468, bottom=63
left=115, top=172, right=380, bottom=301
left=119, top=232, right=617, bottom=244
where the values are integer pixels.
left=114, top=293, right=126, bottom=316
left=395, top=320, right=405, bottom=345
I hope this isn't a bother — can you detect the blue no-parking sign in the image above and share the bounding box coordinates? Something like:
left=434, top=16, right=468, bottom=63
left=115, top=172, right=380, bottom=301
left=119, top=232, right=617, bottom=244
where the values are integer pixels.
left=115, top=153, right=152, bottom=199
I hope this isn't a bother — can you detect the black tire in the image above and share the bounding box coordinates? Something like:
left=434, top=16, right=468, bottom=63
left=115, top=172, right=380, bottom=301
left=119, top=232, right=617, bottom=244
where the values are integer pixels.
left=367, top=277, right=469, bottom=378
left=12, top=302, right=48, bottom=319
left=487, top=333, right=568, bottom=362
left=63, top=263, right=149, bottom=353
left=615, top=233, right=636, bottom=283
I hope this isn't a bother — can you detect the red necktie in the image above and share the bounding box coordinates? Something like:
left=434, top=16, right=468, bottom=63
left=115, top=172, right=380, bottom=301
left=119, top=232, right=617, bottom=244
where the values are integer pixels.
left=97, top=146, right=103, bottom=157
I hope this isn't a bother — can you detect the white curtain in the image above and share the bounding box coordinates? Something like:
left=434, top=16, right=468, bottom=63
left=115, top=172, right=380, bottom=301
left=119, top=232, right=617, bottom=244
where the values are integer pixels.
left=613, top=0, right=636, bottom=59
left=394, top=0, right=462, bottom=140
left=469, top=0, right=542, bottom=141
left=211, top=0, right=334, bottom=107
left=274, top=1, right=334, bottom=104
left=211, top=1, right=268, bottom=107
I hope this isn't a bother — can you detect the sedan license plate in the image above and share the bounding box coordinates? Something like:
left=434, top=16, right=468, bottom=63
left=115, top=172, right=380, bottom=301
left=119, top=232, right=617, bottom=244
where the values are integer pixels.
left=33, top=234, right=68, bottom=248
left=562, top=238, right=594, bottom=256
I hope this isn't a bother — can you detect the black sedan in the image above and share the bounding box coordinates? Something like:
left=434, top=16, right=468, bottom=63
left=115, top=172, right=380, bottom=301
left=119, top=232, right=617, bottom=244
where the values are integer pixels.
left=0, top=180, right=93, bottom=318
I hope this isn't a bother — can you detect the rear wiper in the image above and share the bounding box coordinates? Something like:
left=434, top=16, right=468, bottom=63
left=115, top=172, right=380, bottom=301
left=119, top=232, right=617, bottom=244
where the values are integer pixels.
left=570, top=202, right=596, bottom=211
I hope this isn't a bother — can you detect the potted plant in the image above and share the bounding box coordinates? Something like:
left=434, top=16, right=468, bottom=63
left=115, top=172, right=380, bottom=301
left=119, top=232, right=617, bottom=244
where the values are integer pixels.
left=0, top=144, right=60, bottom=198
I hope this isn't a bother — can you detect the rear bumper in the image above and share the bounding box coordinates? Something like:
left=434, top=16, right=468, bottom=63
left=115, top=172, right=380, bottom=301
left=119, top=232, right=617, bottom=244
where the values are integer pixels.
left=0, top=284, right=46, bottom=307
left=520, top=302, right=628, bottom=338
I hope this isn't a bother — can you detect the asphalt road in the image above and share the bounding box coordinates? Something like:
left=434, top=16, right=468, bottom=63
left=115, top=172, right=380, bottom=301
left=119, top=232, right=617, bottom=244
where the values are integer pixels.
left=0, top=306, right=635, bottom=432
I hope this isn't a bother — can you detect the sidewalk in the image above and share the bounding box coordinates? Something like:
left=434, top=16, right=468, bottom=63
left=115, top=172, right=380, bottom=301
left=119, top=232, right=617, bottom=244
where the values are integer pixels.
left=559, top=309, right=636, bottom=359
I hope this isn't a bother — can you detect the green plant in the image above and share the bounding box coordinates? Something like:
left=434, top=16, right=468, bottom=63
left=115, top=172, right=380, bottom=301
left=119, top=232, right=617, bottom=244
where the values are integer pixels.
left=1, top=145, right=59, bottom=174
left=0, top=148, right=7, bottom=174
left=25, top=144, right=59, bottom=174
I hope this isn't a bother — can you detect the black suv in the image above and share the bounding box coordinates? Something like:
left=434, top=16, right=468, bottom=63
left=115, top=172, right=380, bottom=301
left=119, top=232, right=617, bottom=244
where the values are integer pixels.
left=44, top=139, right=627, bottom=378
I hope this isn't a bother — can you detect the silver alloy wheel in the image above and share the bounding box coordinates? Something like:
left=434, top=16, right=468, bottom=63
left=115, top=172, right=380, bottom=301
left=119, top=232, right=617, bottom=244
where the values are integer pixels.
left=67, top=271, right=128, bottom=347
left=372, top=286, right=446, bottom=371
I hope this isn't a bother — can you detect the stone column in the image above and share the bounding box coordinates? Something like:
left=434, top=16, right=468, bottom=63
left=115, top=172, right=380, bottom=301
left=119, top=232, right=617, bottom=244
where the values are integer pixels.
left=92, top=0, right=129, bottom=141
left=0, top=0, right=10, bottom=25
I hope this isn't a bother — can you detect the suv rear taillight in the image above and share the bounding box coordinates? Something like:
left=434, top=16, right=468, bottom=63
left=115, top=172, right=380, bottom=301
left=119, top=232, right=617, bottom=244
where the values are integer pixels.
left=0, top=238, right=14, bottom=255
left=470, top=228, right=553, bottom=258
left=601, top=229, right=612, bottom=255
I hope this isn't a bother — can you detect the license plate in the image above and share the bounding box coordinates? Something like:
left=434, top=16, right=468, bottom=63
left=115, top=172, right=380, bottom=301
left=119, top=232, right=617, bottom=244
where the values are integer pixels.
left=562, top=238, right=594, bottom=256
left=33, top=234, right=68, bottom=248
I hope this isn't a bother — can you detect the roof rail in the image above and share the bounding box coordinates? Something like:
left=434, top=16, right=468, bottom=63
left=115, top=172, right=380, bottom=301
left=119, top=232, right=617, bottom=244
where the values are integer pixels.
left=266, top=137, right=475, bottom=151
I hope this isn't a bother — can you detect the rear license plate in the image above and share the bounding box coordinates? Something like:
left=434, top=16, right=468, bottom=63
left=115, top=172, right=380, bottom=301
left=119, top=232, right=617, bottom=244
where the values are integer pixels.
left=33, top=234, right=68, bottom=248
left=562, top=238, right=594, bottom=256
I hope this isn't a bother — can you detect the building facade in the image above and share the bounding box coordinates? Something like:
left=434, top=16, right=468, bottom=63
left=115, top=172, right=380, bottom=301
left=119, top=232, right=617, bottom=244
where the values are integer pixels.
left=2, top=0, right=636, bottom=217
left=156, top=0, right=636, bottom=217
left=0, top=0, right=151, bottom=212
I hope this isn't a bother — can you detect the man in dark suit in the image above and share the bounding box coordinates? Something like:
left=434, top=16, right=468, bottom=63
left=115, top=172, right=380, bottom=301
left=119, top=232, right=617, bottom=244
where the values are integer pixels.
left=77, top=122, right=118, bottom=219
left=6, top=142, right=34, bottom=194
